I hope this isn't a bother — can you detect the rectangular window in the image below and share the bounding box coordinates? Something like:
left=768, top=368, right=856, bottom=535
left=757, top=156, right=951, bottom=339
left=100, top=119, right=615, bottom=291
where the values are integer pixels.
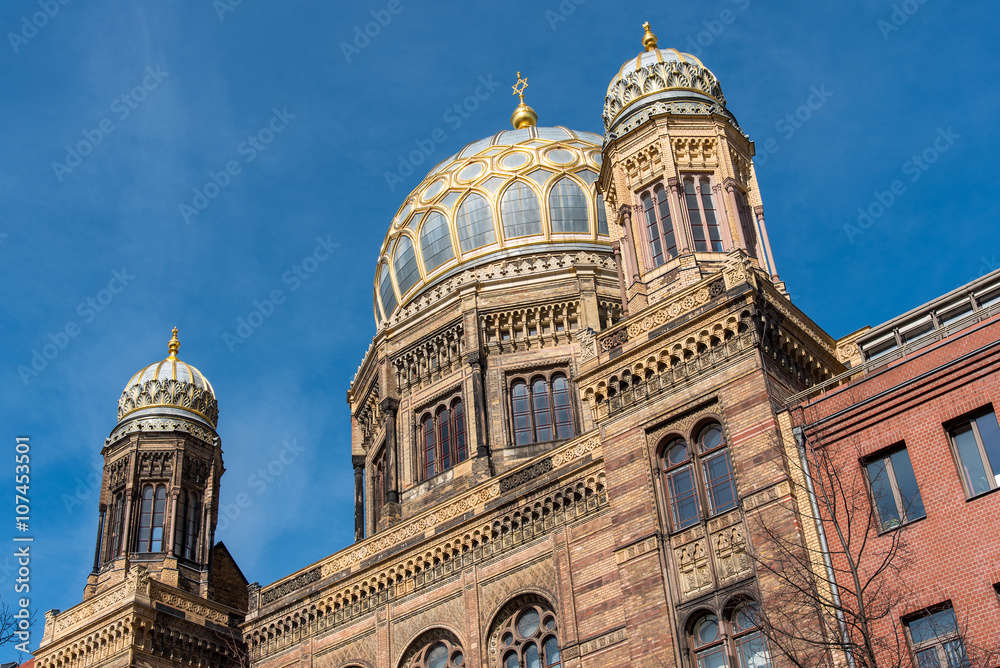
left=905, top=606, right=969, bottom=668
left=683, top=176, right=726, bottom=252
left=949, top=409, right=1000, bottom=497
left=668, top=465, right=701, bottom=529
left=863, top=445, right=925, bottom=531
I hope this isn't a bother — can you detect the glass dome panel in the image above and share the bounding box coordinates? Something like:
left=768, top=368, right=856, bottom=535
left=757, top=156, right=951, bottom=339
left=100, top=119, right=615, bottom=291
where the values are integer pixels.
left=459, top=136, right=494, bottom=158
left=501, top=181, right=542, bottom=238
left=393, top=236, right=420, bottom=296
left=549, top=177, right=589, bottom=234
left=596, top=194, right=609, bottom=235
left=496, top=128, right=532, bottom=145
left=378, top=263, right=397, bottom=316
left=419, top=211, right=454, bottom=273
left=456, top=193, right=496, bottom=252
left=535, top=127, right=572, bottom=141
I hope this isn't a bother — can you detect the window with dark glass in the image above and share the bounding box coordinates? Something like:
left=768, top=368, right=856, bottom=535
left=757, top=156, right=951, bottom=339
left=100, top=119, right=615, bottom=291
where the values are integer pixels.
left=684, top=176, right=725, bottom=252
left=497, top=603, right=560, bottom=668
left=419, top=398, right=469, bottom=480
left=863, top=445, right=925, bottom=531
left=639, top=182, right=677, bottom=268
left=173, top=489, right=201, bottom=560
left=408, top=639, right=465, bottom=668
left=661, top=422, right=737, bottom=532
left=137, top=484, right=166, bottom=553
left=949, top=408, right=1000, bottom=497
left=107, top=491, right=125, bottom=560
left=733, top=189, right=758, bottom=258
left=690, top=602, right=773, bottom=668
left=905, top=605, right=969, bottom=668
left=509, top=373, right=576, bottom=446
left=372, top=446, right=387, bottom=527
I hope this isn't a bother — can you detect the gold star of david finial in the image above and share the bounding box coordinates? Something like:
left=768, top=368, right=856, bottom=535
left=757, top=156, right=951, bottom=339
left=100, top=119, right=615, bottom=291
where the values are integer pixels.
left=512, top=71, right=529, bottom=101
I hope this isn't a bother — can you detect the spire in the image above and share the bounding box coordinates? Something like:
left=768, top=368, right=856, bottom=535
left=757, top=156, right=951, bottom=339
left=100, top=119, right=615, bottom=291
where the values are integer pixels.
left=642, top=21, right=658, bottom=51
left=510, top=71, right=538, bottom=129
left=167, top=327, right=180, bottom=360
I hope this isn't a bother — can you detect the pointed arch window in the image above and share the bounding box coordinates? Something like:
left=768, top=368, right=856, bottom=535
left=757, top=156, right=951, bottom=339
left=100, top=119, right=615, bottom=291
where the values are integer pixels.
left=419, top=396, right=469, bottom=480
left=420, top=211, right=455, bottom=273
left=501, top=181, right=542, bottom=238
left=684, top=176, right=725, bottom=252
left=378, top=262, right=397, bottom=317
left=137, top=484, right=166, bottom=553
left=456, top=193, right=496, bottom=252
left=394, top=236, right=420, bottom=296
left=639, top=182, right=677, bottom=268
left=548, top=177, right=589, bottom=233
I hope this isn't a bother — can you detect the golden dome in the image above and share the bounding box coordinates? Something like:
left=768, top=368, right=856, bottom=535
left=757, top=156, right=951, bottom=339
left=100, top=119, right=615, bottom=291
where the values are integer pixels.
left=374, top=126, right=612, bottom=325
left=117, top=328, right=219, bottom=428
left=603, top=23, right=733, bottom=134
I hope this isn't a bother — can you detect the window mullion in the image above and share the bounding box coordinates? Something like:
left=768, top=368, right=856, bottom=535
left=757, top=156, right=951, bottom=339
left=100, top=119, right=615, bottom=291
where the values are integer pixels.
left=971, top=421, right=996, bottom=487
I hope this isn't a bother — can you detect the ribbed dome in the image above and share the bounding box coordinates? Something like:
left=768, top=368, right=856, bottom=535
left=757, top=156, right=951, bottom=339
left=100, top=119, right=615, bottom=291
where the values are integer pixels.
left=603, top=24, right=735, bottom=134
left=117, top=329, right=219, bottom=428
left=374, top=126, right=613, bottom=324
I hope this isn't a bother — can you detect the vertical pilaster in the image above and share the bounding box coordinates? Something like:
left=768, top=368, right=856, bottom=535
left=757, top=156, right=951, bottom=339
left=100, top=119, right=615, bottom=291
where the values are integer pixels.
left=611, top=241, right=629, bottom=317
left=754, top=205, right=779, bottom=280
left=380, top=397, right=400, bottom=505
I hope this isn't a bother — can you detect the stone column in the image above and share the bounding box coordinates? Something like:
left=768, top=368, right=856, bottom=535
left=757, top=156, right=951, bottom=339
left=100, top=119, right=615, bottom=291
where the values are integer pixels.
left=466, top=352, right=490, bottom=459
left=754, top=205, right=779, bottom=280
left=618, top=204, right=640, bottom=282
left=352, top=455, right=365, bottom=542
left=724, top=178, right=749, bottom=253
left=611, top=241, right=629, bottom=317
left=379, top=398, right=400, bottom=505
left=669, top=177, right=692, bottom=252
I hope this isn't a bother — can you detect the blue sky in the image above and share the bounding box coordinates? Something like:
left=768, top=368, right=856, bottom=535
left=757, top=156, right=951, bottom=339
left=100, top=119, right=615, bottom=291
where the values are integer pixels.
left=0, top=0, right=998, bottom=660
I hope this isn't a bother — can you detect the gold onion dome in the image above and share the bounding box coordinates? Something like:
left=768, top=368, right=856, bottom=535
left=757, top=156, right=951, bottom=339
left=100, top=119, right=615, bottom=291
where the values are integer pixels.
left=603, top=22, right=736, bottom=134
left=374, top=116, right=612, bottom=325
left=117, top=327, right=219, bottom=428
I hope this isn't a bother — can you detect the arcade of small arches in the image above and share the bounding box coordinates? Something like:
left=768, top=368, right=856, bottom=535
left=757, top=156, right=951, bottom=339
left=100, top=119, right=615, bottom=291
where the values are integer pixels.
left=248, top=474, right=606, bottom=662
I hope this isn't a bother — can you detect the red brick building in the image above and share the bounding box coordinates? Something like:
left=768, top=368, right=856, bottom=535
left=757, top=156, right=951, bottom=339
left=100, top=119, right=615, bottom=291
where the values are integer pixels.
left=779, top=270, right=1000, bottom=667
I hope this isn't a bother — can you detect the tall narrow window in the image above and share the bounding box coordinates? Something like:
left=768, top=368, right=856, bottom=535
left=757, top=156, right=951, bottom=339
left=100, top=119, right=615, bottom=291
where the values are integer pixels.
left=864, top=445, right=926, bottom=531
left=184, top=493, right=200, bottom=560
left=665, top=439, right=701, bottom=529
left=501, top=181, right=542, bottom=238
left=552, top=375, right=573, bottom=440
left=685, top=176, right=725, bottom=252
left=137, top=484, right=166, bottom=553
left=452, top=399, right=467, bottom=462
left=734, top=189, right=758, bottom=258
left=548, top=177, right=589, bottom=233
left=419, top=211, right=455, bottom=273
left=532, top=378, right=553, bottom=443
left=690, top=603, right=773, bottom=668
left=378, top=262, right=397, bottom=317
left=393, top=236, right=420, bottom=297
left=692, top=613, right=726, bottom=668
left=372, top=446, right=387, bottom=527
left=596, top=194, right=609, bottom=235
left=732, top=603, right=773, bottom=668
left=107, top=491, right=125, bottom=560
left=174, top=489, right=188, bottom=556
left=639, top=183, right=677, bottom=268
left=422, top=415, right=437, bottom=479
left=512, top=382, right=532, bottom=446
left=699, top=424, right=737, bottom=515
left=437, top=407, right=452, bottom=471
left=456, top=193, right=496, bottom=251
left=949, top=409, right=1000, bottom=497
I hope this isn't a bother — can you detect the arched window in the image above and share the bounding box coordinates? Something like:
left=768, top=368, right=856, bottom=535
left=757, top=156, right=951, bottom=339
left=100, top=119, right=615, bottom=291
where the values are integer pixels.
left=661, top=422, right=737, bottom=532
left=420, top=398, right=469, bottom=480
left=684, top=176, right=725, bottom=252
left=378, top=262, right=397, bottom=317
left=394, top=236, right=421, bottom=296
left=664, top=438, right=701, bottom=530
left=501, top=181, right=542, bottom=238
left=106, top=491, right=125, bottom=561
left=407, top=638, right=465, bottom=668
left=548, top=177, right=589, bottom=233
left=456, top=193, right=496, bottom=252
left=495, top=602, right=561, bottom=668
left=174, top=489, right=200, bottom=560
left=509, top=373, right=576, bottom=446
left=420, top=211, right=454, bottom=273
left=137, top=484, right=166, bottom=553
left=689, top=602, right=773, bottom=668
left=639, top=183, right=677, bottom=268
left=699, top=424, right=737, bottom=515
left=596, top=194, right=609, bottom=235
